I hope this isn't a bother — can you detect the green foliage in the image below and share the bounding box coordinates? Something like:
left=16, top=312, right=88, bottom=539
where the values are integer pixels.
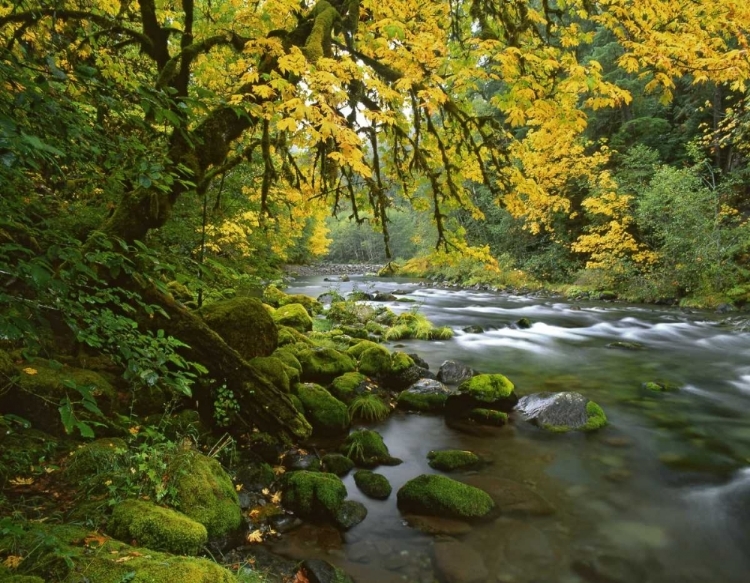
left=348, top=394, right=390, bottom=422
left=213, top=384, right=241, bottom=428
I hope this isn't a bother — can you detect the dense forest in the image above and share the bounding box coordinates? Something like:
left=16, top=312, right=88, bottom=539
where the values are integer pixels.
left=1, top=1, right=749, bottom=582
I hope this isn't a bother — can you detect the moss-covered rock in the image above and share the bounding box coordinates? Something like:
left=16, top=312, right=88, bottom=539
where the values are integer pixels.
left=277, top=326, right=314, bottom=347
left=262, top=284, right=288, bottom=307
left=272, top=348, right=302, bottom=373
left=249, top=356, right=291, bottom=393
left=641, top=380, right=680, bottom=392
left=328, top=372, right=369, bottom=404
left=281, top=470, right=347, bottom=523
left=167, top=280, right=193, bottom=303
left=516, top=392, right=608, bottom=433
left=0, top=523, right=238, bottom=583
left=322, top=453, right=355, bottom=476
left=172, top=451, right=241, bottom=539
left=427, top=450, right=482, bottom=472
left=334, top=500, right=367, bottom=530
left=7, top=361, right=117, bottom=435
left=327, top=302, right=376, bottom=325
left=295, top=383, right=349, bottom=436
left=198, top=296, right=278, bottom=360
left=64, top=437, right=128, bottom=484
left=397, top=379, right=452, bottom=412
left=381, top=352, right=422, bottom=391
left=346, top=340, right=382, bottom=359
left=272, top=303, right=314, bottom=333
left=284, top=294, right=324, bottom=315
left=357, top=345, right=392, bottom=377
left=297, top=347, right=356, bottom=384
left=0, top=348, right=15, bottom=380
left=1, top=576, right=46, bottom=583
left=445, top=373, right=518, bottom=417
left=108, top=499, right=208, bottom=555
left=468, top=408, right=508, bottom=426
left=235, top=462, right=276, bottom=492
left=340, top=429, right=401, bottom=468
left=353, top=470, right=392, bottom=499
left=396, top=474, right=496, bottom=521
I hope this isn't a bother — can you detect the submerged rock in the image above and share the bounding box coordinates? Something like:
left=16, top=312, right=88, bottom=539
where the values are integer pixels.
left=515, top=317, right=532, bottom=329
left=404, top=515, right=472, bottom=535
left=300, top=559, right=355, bottom=583
left=462, top=325, right=485, bottom=334
left=433, top=538, right=489, bottom=583
left=436, top=360, right=477, bottom=385
left=516, top=391, right=608, bottom=432
left=461, top=476, right=555, bottom=516
left=334, top=500, right=368, bottom=530
left=606, top=341, right=645, bottom=350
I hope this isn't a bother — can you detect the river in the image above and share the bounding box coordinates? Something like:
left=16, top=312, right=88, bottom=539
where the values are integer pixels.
left=275, top=275, right=750, bottom=583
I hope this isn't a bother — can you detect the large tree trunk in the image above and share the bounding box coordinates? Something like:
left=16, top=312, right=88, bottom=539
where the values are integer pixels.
left=140, top=285, right=312, bottom=443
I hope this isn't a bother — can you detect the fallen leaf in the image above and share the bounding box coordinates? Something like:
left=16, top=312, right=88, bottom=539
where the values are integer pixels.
left=270, top=491, right=282, bottom=504
left=9, top=476, right=34, bottom=486
left=22, top=367, right=37, bottom=375
left=246, top=529, right=263, bottom=543
left=84, top=534, right=109, bottom=548
left=261, top=488, right=270, bottom=496
left=272, top=465, right=286, bottom=476
left=235, top=483, right=243, bottom=492
left=293, top=569, right=310, bottom=583
left=2, top=555, right=23, bottom=569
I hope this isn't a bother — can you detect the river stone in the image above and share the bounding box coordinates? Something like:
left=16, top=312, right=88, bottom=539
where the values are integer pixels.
left=437, top=360, right=477, bottom=385
left=334, top=500, right=367, bottom=530
left=462, top=325, right=485, bottom=334
left=398, top=378, right=455, bottom=412
left=408, top=353, right=430, bottom=369
left=300, top=559, right=355, bottom=583
left=433, top=539, right=489, bottom=583
left=516, top=391, right=606, bottom=432
left=462, top=476, right=555, bottom=516
left=404, top=515, right=472, bottom=535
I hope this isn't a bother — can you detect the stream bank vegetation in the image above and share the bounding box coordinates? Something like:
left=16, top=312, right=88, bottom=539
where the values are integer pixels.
left=1, top=0, right=749, bottom=580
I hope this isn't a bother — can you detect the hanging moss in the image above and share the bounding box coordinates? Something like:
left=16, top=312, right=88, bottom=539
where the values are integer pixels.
left=302, top=1, right=341, bottom=63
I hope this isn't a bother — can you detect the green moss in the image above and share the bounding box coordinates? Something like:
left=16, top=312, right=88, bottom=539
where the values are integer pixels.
left=389, top=352, right=415, bottom=374
left=108, top=499, right=208, bottom=555
left=427, top=450, right=481, bottom=472
left=0, top=348, right=15, bottom=379
left=0, top=523, right=238, bottom=583
left=340, top=429, right=401, bottom=468
left=11, top=361, right=117, bottom=434
left=262, top=284, right=288, bottom=307
left=322, top=453, right=354, bottom=476
left=249, top=356, right=290, bottom=393
left=397, top=390, right=447, bottom=412
left=281, top=470, right=346, bottom=522
left=276, top=326, right=313, bottom=347
left=458, top=374, right=515, bottom=401
left=364, top=321, right=386, bottom=336
left=272, top=303, right=314, bottom=333
left=198, top=297, right=278, bottom=360
left=353, top=470, right=391, bottom=499
left=295, top=383, right=349, bottom=436
left=582, top=400, right=608, bottom=431
left=272, top=348, right=302, bottom=372
left=297, top=347, right=356, bottom=384
left=328, top=372, right=367, bottom=403
left=290, top=394, right=305, bottom=414
left=357, top=345, right=391, bottom=376
left=468, top=408, right=508, bottom=426
left=172, top=452, right=241, bottom=539
left=64, top=438, right=128, bottom=483
left=396, top=474, right=496, bottom=521
left=327, top=302, right=376, bottom=325
left=339, top=325, right=369, bottom=339
left=642, top=382, right=664, bottom=392
left=383, top=324, right=411, bottom=341
left=1, top=576, right=46, bottom=582
left=346, top=340, right=383, bottom=359
left=284, top=294, right=324, bottom=315
left=167, top=281, right=193, bottom=303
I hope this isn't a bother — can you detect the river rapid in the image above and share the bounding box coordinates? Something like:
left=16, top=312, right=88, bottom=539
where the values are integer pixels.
left=276, top=275, right=750, bottom=583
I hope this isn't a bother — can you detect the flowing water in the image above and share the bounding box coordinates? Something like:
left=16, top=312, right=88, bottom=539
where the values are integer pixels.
left=272, top=275, right=750, bottom=583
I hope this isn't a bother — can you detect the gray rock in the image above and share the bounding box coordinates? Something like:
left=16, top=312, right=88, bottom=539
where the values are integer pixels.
left=433, top=539, right=489, bottom=583
left=462, top=325, right=485, bottom=334
left=437, top=360, right=478, bottom=385
left=301, top=559, right=355, bottom=583
left=516, top=391, right=593, bottom=431
left=572, top=553, right=649, bottom=583
left=267, top=513, right=303, bottom=533
left=334, top=500, right=367, bottom=530
left=408, top=353, right=430, bottom=369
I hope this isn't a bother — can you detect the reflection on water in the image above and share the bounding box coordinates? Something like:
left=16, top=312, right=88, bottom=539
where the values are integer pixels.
left=279, top=275, right=750, bottom=582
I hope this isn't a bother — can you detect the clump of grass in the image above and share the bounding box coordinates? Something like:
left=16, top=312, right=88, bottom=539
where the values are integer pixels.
left=428, top=326, right=454, bottom=340
left=384, top=324, right=411, bottom=341
left=348, top=394, right=390, bottom=422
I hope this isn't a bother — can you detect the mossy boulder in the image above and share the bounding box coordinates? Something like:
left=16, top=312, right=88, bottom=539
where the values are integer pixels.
left=167, top=280, right=193, bottom=303
left=346, top=340, right=383, bottom=359
left=273, top=303, right=314, bottom=333
left=6, top=361, right=117, bottom=436
left=281, top=470, right=347, bottom=523
left=445, top=373, right=518, bottom=417
left=328, top=372, right=369, bottom=404
left=277, top=326, right=314, bottom=347
left=284, top=294, right=324, bottom=315
left=295, top=383, right=350, bottom=436
left=327, top=302, right=376, bottom=325
left=64, top=437, right=128, bottom=484
left=516, top=392, right=608, bottom=432
left=381, top=352, right=422, bottom=391
left=198, top=296, right=278, bottom=360
left=0, top=348, right=15, bottom=379
left=262, top=284, right=288, bottom=307
left=397, top=379, right=453, bottom=412
left=297, top=347, right=356, bottom=384
left=322, top=453, right=355, bottom=476
left=108, top=499, right=207, bottom=555
left=340, top=429, right=402, bottom=468
left=427, top=450, right=482, bottom=472
left=0, top=523, right=238, bottom=583
left=396, top=474, right=496, bottom=522
left=353, top=470, right=392, bottom=499
left=172, top=451, right=241, bottom=539
left=249, top=356, right=291, bottom=393
left=357, top=345, right=392, bottom=377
